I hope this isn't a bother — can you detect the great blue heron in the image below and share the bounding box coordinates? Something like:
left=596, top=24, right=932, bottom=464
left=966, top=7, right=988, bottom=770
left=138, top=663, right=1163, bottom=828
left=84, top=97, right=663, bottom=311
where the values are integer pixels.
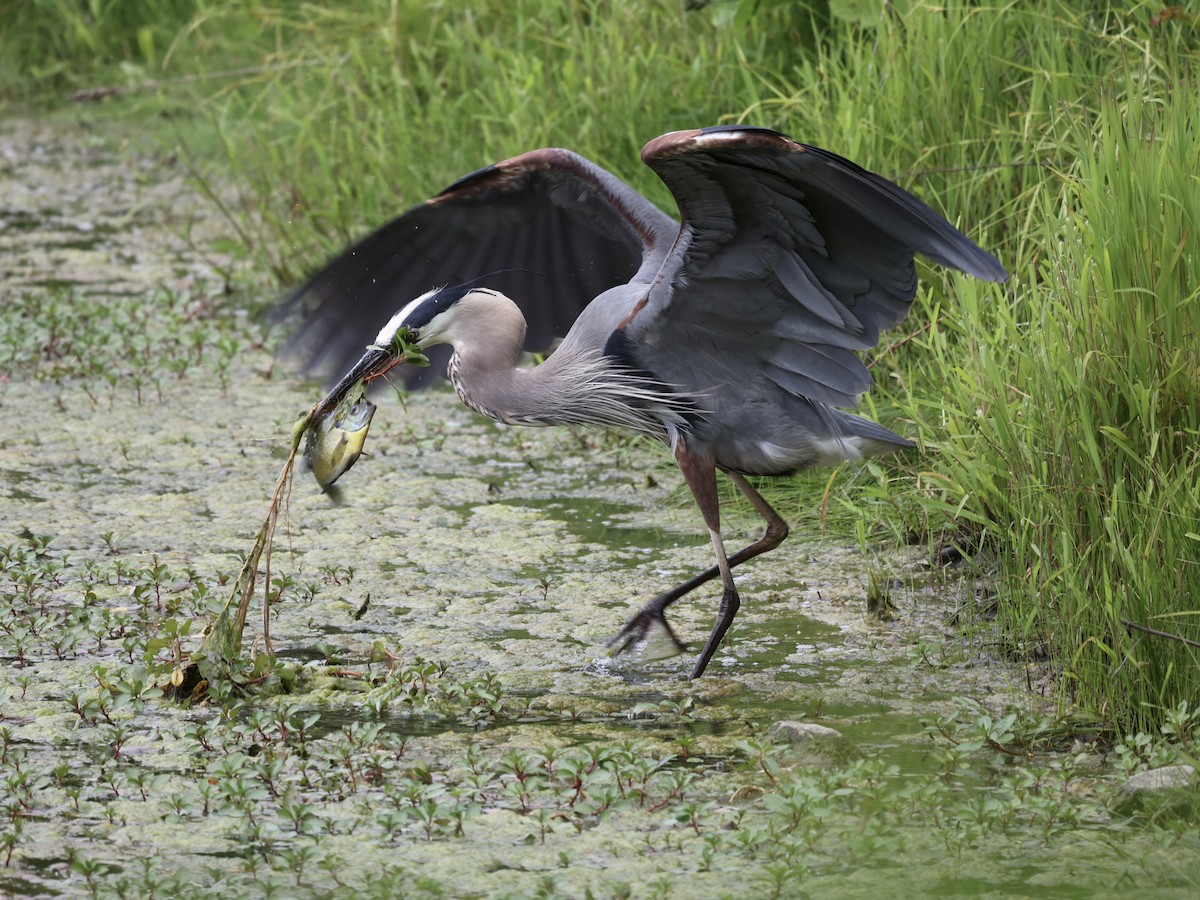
left=282, top=125, right=1007, bottom=679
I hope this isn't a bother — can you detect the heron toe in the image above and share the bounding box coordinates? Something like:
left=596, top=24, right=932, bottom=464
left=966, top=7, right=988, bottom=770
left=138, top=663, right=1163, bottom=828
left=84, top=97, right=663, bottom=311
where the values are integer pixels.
left=607, top=605, right=688, bottom=660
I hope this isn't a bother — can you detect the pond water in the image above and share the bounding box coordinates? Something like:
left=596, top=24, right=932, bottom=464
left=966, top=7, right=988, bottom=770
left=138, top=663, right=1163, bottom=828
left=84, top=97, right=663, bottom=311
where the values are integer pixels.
left=0, top=115, right=1195, bottom=898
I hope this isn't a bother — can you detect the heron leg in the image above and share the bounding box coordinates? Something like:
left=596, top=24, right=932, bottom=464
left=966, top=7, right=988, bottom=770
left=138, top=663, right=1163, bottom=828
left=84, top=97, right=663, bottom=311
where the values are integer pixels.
left=608, top=471, right=789, bottom=661
left=689, top=523, right=738, bottom=679
left=607, top=449, right=790, bottom=677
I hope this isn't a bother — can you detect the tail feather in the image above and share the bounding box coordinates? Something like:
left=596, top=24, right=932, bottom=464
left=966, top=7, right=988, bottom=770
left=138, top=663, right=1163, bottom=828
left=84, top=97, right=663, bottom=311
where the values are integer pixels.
left=813, top=406, right=914, bottom=464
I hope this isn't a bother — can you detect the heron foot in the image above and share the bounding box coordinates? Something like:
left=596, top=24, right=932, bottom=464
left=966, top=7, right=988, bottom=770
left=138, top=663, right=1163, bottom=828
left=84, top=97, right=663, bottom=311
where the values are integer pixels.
left=607, top=601, right=688, bottom=659
left=688, top=587, right=740, bottom=679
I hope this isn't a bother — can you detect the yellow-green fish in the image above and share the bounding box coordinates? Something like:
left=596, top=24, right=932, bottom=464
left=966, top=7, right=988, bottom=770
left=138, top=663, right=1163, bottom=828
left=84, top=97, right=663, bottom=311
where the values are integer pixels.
left=303, top=389, right=376, bottom=492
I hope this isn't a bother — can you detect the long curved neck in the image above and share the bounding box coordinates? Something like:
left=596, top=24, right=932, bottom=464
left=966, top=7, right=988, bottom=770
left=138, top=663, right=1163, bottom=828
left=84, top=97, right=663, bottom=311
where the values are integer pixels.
left=436, top=290, right=693, bottom=436
left=447, top=344, right=527, bottom=423
left=451, top=340, right=691, bottom=438
left=437, top=293, right=529, bottom=422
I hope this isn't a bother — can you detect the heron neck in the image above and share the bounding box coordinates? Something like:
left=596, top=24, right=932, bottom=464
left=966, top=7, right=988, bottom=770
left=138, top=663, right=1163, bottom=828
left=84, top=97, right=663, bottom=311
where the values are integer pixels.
left=446, top=343, right=532, bottom=424
left=448, top=344, right=685, bottom=438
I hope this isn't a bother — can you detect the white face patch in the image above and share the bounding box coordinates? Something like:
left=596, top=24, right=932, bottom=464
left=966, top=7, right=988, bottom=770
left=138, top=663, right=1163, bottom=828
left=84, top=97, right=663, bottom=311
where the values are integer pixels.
left=372, top=288, right=443, bottom=347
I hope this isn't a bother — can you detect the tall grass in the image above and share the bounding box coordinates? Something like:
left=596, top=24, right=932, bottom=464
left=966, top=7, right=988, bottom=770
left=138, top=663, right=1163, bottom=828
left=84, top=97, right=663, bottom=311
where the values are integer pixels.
left=0, top=0, right=261, bottom=99
left=4, top=0, right=1197, bottom=730
left=171, top=0, right=824, bottom=280
left=756, top=3, right=1199, bottom=731
left=916, top=88, right=1200, bottom=731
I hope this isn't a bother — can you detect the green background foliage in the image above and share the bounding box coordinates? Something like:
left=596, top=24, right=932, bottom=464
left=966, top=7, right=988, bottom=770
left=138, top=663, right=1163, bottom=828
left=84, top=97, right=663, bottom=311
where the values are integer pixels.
left=2, top=0, right=1197, bottom=731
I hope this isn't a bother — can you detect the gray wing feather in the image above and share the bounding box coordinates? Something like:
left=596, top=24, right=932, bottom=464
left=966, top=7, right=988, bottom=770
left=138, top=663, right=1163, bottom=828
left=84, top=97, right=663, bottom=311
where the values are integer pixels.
left=277, top=148, right=678, bottom=387
left=629, top=127, right=1007, bottom=408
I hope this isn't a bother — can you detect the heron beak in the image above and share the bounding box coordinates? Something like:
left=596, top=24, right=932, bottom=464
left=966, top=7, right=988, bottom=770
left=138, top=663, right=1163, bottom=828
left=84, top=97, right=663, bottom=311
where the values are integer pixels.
left=310, top=345, right=397, bottom=420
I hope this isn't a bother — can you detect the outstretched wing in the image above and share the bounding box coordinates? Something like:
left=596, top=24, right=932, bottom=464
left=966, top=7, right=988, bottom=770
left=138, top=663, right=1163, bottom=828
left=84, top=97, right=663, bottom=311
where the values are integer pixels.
left=278, top=148, right=679, bottom=386
left=624, top=126, right=1007, bottom=408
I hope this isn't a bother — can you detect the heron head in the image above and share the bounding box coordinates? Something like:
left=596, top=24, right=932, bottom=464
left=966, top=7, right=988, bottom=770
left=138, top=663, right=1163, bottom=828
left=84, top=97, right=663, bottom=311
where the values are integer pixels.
left=309, top=283, right=516, bottom=419
left=376, top=283, right=518, bottom=350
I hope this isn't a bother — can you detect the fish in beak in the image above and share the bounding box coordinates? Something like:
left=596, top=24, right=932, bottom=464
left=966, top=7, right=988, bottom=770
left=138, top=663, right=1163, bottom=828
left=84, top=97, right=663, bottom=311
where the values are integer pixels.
left=302, top=329, right=427, bottom=492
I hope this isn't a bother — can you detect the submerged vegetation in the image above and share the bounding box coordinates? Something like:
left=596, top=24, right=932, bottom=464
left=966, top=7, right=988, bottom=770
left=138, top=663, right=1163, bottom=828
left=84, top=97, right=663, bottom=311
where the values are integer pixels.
left=1, top=0, right=1199, bottom=893
left=1, top=533, right=1199, bottom=896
